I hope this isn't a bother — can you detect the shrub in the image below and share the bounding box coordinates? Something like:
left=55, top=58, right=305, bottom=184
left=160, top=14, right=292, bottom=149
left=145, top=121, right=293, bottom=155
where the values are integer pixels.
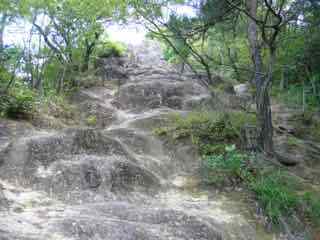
left=310, top=119, right=320, bottom=141
left=302, top=192, right=320, bottom=226
left=250, top=171, right=299, bottom=224
left=155, top=111, right=320, bottom=228
left=97, top=41, right=126, bottom=58
left=203, top=145, right=249, bottom=185
left=154, top=111, right=257, bottom=155
left=153, top=127, right=169, bottom=136
left=275, top=83, right=320, bottom=109
left=204, top=146, right=300, bottom=225
left=38, top=91, right=77, bottom=120
left=0, top=84, right=36, bottom=119
left=287, top=136, right=300, bottom=146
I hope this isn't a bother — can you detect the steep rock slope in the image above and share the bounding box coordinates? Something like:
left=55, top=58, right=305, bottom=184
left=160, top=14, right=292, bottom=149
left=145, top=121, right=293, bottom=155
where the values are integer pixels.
left=0, top=41, right=275, bottom=240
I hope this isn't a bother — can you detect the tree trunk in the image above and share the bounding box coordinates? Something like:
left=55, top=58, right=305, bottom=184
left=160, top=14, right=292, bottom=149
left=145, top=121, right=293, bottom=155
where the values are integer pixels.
left=81, top=46, right=92, bottom=72
left=256, top=87, right=274, bottom=153
left=246, top=0, right=263, bottom=86
left=246, top=0, right=274, bottom=154
left=57, top=67, right=66, bottom=94
left=0, top=26, right=4, bottom=53
left=0, top=14, right=8, bottom=63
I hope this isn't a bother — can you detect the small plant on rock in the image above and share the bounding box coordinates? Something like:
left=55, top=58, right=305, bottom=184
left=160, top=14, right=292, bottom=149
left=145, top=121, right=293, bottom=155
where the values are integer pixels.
left=86, top=115, right=97, bottom=127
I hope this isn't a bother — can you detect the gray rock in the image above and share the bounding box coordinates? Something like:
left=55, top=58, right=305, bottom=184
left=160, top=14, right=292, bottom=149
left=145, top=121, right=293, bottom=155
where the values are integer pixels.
left=233, top=84, right=249, bottom=97
left=0, top=184, right=9, bottom=211
left=0, top=40, right=298, bottom=240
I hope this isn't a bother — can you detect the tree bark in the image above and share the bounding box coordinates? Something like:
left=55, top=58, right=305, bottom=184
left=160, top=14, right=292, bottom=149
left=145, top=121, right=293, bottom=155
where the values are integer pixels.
left=0, top=25, right=4, bottom=53
left=256, top=84, right=274, bottom=153
left=0, top=14, right=8, bottom=63
left=246, top=0, right=263, bottom=86
left=57, top=67, right=66, bottom=94
left=246, top=0, right=274, bottom=154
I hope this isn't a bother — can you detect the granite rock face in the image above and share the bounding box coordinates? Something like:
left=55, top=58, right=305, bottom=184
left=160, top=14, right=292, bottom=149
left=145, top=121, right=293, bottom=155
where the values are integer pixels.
left=0, top=41, right=281, bottom=240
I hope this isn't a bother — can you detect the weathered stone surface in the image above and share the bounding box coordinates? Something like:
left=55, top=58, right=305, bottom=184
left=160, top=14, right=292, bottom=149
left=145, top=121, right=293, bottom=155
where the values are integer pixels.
left=116, top=80, right=209, bottom=110
left=234, top=84, right=249, bottom=97
left=0, top=40, right=293, bottom=240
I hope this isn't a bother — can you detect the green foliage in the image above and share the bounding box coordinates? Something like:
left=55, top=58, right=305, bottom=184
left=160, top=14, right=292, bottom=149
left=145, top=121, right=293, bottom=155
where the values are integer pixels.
left=203, top=145, right=300, bottom=225
left=310, top=120, right=320, bottom=141
left=287, top=136, right=300, bottom=147
left=0, top=83, right=36, bottom=119
left=275, top=83, right=320, bottom=109
left=154, top=111, right=257, bottom=155
left=202, top=144, right=320, bottom=227
left=302, top=192, right=320, bottom=226
left=97, top=40, right=126, bottom=58
left=38, top=91, right=77, bottom=120
left=227, top=111, right=257, bottom=134
left=250, top=171, right=299, bottom=224
left=204, top=145, right=249, bottom=184
left=290, top=111, right=320, bottom=141
left=167, top=111, right=238, bottom=154
left=86, top=115, right=97, bottom=126
left=153, top=126, right=169, bottom=136
left=163, top=46, right=178, bottom=63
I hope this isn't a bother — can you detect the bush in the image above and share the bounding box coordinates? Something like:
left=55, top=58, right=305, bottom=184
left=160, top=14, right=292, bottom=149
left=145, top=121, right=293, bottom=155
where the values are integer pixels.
left=250, top=171, right=299, bottom=224
left=203, top=145, right=300, bottom=225
left=275, top=82, right=320, bottom=109
left=302, top=192, right=320, bottom=226
left=203, top=145, right=250, bottom=185
left=97, top=40, right=126, bottom=58
left=287, top=136, right=300, bottom=147
left=0, top=84, right=36, bottom=119
left=38, top=91, right=77, bottom=120
left=155, top=110, right=320, bottom=228
left=154, top=111, right=257, bottom=155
